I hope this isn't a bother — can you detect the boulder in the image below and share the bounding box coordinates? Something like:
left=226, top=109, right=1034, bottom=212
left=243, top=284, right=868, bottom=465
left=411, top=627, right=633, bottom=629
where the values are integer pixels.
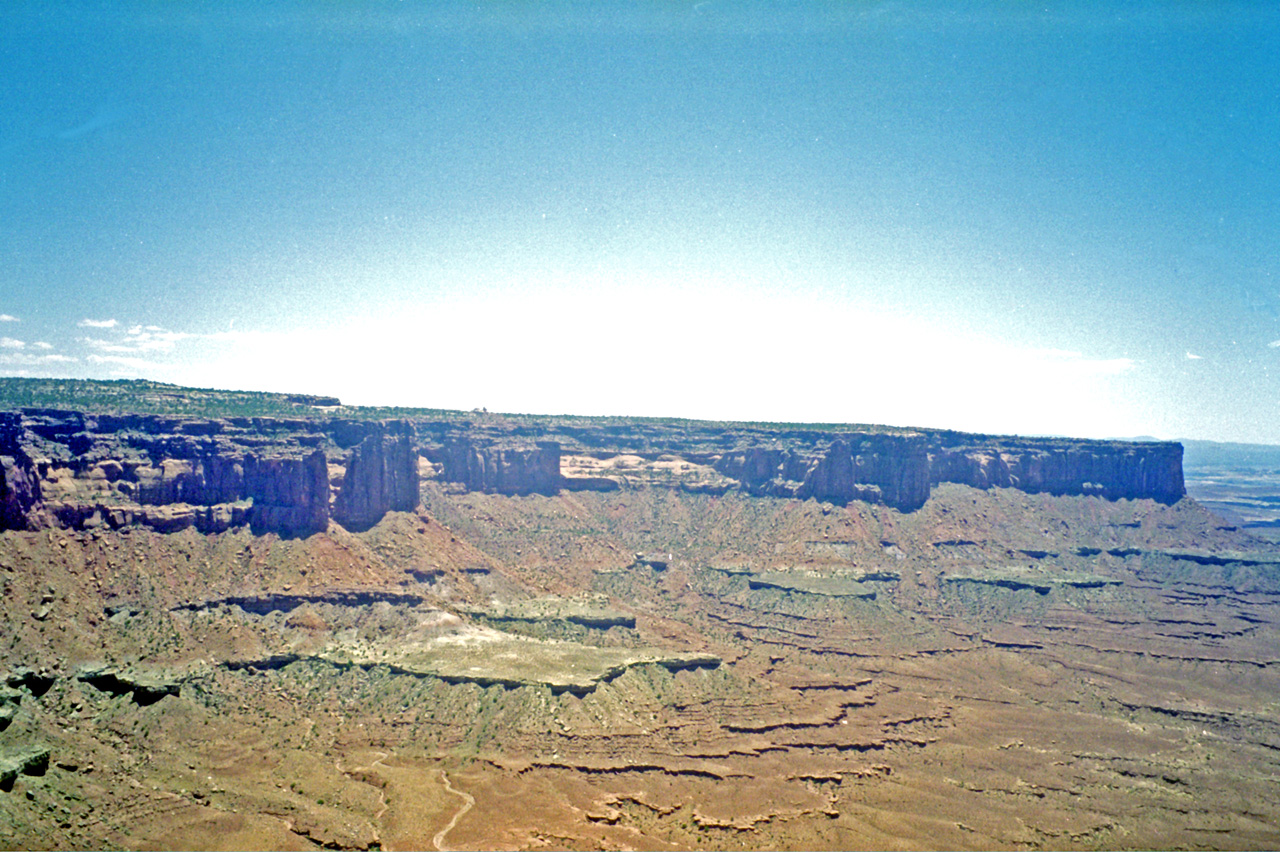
left=0, top=747, right=49, bottom=791
left=76, top=665, right=182, bottom=706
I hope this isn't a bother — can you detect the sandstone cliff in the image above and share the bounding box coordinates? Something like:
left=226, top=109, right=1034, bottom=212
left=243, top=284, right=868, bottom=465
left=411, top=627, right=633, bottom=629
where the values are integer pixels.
left=0, top=392, right=1185, bottom=536
left=927, top=434, right=1185, bottom=504
left=0, top=410, right=418, bottom=536
left=414, top=418, right=1182, bottom=511
left=431, top=438, right=561, bottom=496
left=243, top=450, right=330, bottom=536
left=332, top=424, right=419, bottom=530
left=713, top=434, right=932, bottom=511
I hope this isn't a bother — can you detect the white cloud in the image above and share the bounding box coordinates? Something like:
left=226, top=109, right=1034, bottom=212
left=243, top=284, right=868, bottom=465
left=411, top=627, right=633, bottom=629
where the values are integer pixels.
left=0, top=337, right=23, bottom=349
left=0, top=314, right=17, bottom=322
left=86, top=353, right=167, bottom=371
left=0, top=352, right=78, bottom=366
left=123, top=327, right=189, bottom=352
left=81, top=326, right=189, bottom=354
left=1033, top=348, right=1137, bottom=376
left=1269, top=340, right=1280, bottom=348
left=61, top=322, right=217, bottom=382
left=80, top=337, right=131, bottom=353
left=1186, top=351, right=1203, bottom=360
left=31, top=341, right=53, bottom=350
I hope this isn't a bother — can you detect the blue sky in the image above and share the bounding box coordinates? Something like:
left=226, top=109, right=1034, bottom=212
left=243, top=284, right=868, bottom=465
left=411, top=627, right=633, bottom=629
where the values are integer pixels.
left=2, top=1, right=1278, bottom=441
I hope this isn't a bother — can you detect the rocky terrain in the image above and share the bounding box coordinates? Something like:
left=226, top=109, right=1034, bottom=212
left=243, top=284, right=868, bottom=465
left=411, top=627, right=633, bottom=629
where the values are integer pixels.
left=0, top=379, right=1276, bottom=850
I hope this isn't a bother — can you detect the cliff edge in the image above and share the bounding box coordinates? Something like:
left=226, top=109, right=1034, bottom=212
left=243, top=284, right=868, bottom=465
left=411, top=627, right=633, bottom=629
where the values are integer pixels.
left=0, top=380, right=1185, bottom=534
left=0, top=410, right=419, bottom=536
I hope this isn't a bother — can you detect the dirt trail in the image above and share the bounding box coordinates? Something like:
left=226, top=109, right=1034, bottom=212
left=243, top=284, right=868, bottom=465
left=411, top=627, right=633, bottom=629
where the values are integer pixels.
left=336, top=750, right=392, bottom=845
left=433, top=770, right=475, bottom=852
left=363, top=752, right=392, bottom=820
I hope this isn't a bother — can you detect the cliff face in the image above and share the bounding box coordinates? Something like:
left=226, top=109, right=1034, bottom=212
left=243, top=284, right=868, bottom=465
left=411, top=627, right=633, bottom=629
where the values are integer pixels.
left=332, top=425, right=419, bottom=530
left=417, top=420, right=1181, bottom=512
left=0, top=456, right=39, bottom=531
left=433, top=439, right=561, bottom=496
left=0, top=411, right=418, bottom=536
left=928, top=437, right=1185, bottom=504
left=0, top=399, right=1186, bottom=536
left=244, top=451, right=331, bottom=536
left=714, top=435, right=932, bottom=511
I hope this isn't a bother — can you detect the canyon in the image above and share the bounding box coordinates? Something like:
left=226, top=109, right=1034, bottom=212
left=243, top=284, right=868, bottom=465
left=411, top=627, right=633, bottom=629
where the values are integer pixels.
left=0, top=379, right=1275, bottom=851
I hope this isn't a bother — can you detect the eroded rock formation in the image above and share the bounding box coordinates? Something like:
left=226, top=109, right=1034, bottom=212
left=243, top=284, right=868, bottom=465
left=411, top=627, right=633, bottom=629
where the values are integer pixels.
left=715, top=434, right=932, bottom=511
left=0, top=398, right=1185, bottom=538
left=332, top=424, right=419, bottom=530
left=433, top=438, right=561, bottom=496
left=418, top=420, right=1183, bottom=511
left=0, top=411, right=418, bottom=536
left=927, top=434, right=1185, bottom=504
left=0, top=382, right=1268, bottom=852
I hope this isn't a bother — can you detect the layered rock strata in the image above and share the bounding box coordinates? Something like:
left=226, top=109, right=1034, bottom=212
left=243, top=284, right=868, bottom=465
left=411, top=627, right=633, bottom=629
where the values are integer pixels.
left=0, top=410, right=418, bottom=536
left=926, top=434, right=1185, bottom=504
left=431, top=439, right=561, bottom=496
left=331, top=424, right=419, bottom=530
left=714, top=434, right=932, bottom=511
left=424, top=424, right=1183, bottom=511
left=0, top=401, right=1186, bottom=535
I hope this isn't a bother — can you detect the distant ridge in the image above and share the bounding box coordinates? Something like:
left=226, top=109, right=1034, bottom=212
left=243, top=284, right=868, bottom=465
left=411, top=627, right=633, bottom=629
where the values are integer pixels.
left=1182, top=439, right=1280, bottom=471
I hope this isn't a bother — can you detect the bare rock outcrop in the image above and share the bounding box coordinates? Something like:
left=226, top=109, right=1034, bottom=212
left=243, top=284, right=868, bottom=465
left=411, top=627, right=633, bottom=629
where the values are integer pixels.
left=0, top=394, right=1186, bottom=536
left=0, top=454, right=39, bottom=531
left=0, top=411, right=418, bottom=537
left=332, top=424, right=419, bottom=530
left=435, top=439, right=561, bottom=496
left=422, top=419, right=1183, bottom=511
left=244, top=450, right=331, bottom=536
left=928, top=436, right=1185, bottom=504
left=714, top=435, right=931, bottom=511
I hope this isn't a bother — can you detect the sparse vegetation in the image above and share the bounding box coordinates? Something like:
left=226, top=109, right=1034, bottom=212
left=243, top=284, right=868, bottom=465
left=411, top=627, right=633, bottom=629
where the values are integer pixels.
left=0, top=381, right=1273, bottom=849
left=0, top=376, right=929, bottom=434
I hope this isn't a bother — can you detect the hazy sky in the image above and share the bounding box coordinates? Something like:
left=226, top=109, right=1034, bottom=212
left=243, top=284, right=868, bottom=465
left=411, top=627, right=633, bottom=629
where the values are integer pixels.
left=2, top=2, right=1278, bottom=442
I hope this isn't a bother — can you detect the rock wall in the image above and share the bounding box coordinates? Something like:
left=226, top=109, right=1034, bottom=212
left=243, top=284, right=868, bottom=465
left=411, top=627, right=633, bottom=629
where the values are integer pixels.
left=0, top=413, right=42, bottom=530
left=0, top=401, right=1186, bottom=536
left=332, top=425, right=420, bottom=530
left=927, top=437, right=1185, bottom=504
left=0, top=411, right=418, bottom=536
left=0, top=455, right=39, bottom=531
left=434, top=439, right=561, bottom=496
left=244, top=450, right=331, bottom=536
left=418, top=421, right=1183, bottom=511
left=714, top=434, right=932, bottom=511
